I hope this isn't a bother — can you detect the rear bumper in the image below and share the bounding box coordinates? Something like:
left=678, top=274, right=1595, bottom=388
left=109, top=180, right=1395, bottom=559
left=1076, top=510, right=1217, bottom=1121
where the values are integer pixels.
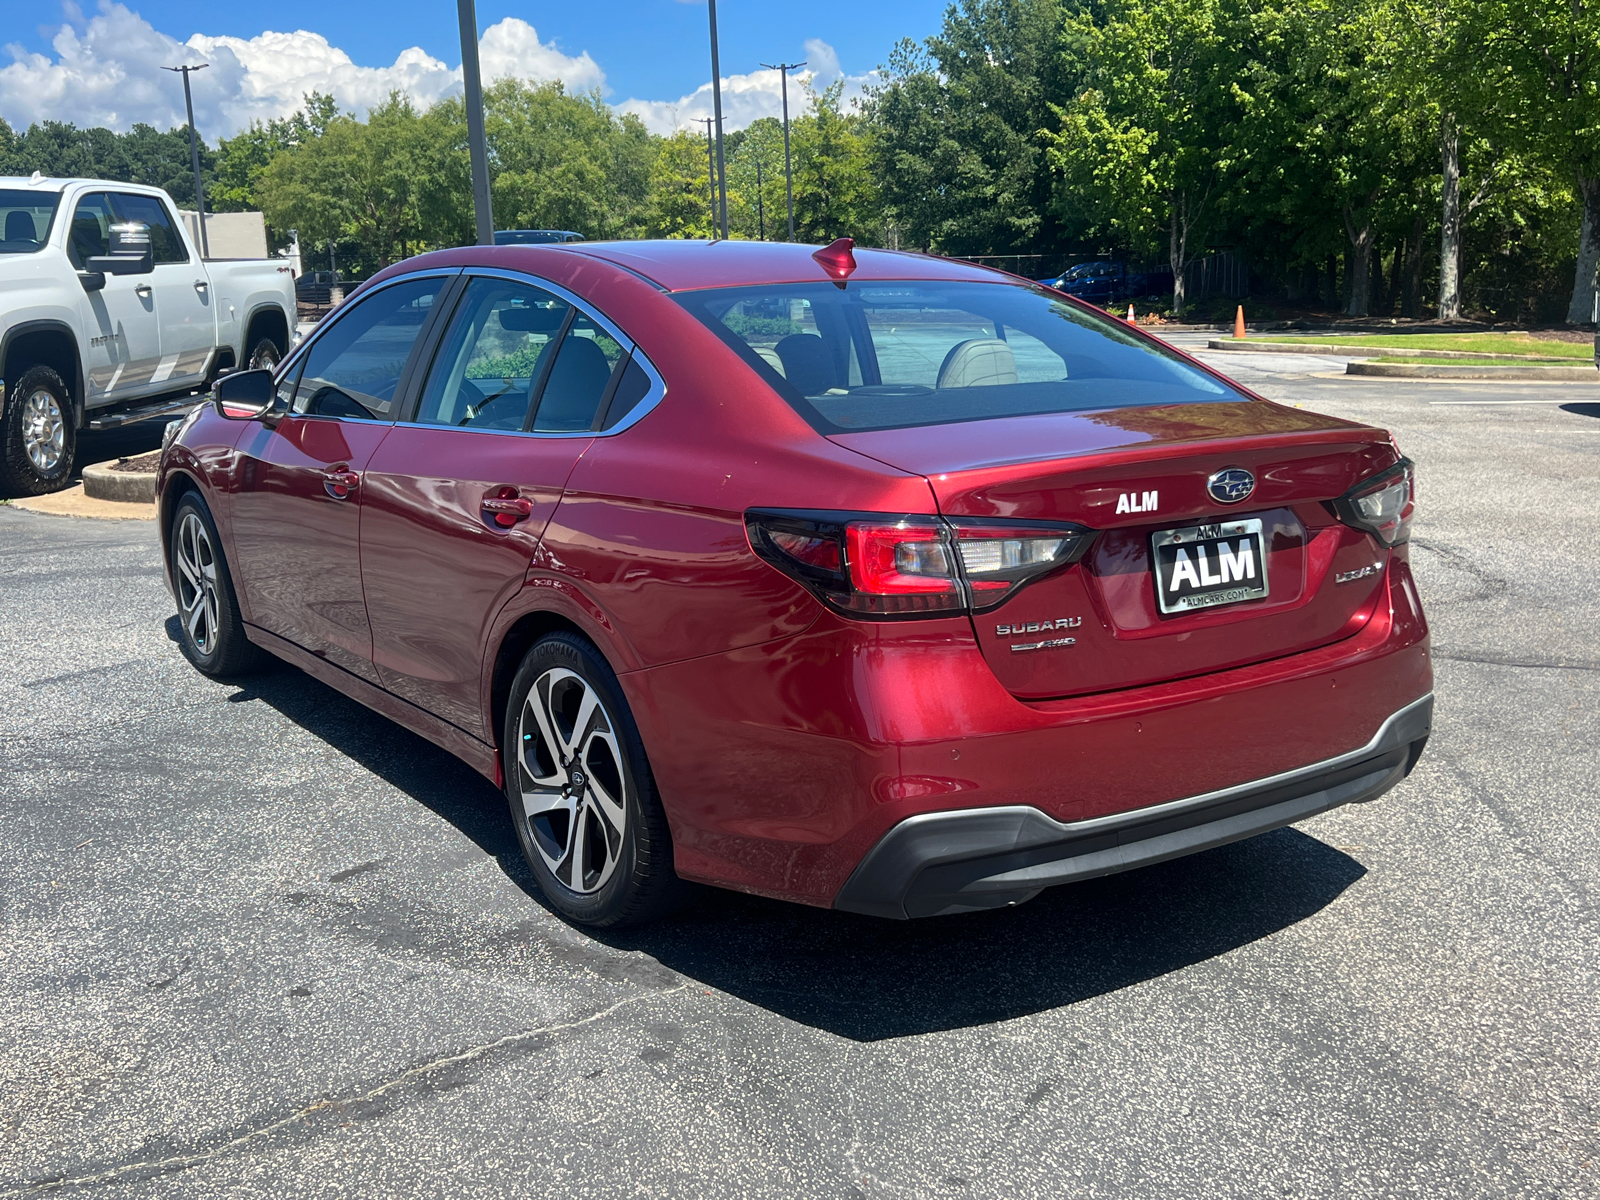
left=835, top=693, right=1431, bottom=919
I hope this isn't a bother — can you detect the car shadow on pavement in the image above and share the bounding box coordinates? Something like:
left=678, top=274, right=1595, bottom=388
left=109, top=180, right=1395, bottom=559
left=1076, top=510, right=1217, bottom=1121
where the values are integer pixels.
left=1559, top=402, right=1600, bottom=419
left=204, top=629, right=1366, bottom=1043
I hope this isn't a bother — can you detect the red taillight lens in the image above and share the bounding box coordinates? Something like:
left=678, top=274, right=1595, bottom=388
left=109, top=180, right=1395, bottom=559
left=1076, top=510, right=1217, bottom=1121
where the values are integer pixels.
left=1332, top=458, right=1414, bottom=547
left=842, top=522, right=963, bottom=614
left=746, top=511, right=1091, bottom=620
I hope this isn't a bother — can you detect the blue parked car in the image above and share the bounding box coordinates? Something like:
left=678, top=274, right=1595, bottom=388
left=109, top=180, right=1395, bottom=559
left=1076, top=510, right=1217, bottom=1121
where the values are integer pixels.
left=493, top=230, right=586, bottom=245
left=1041, top=261, right=1173, bottom=305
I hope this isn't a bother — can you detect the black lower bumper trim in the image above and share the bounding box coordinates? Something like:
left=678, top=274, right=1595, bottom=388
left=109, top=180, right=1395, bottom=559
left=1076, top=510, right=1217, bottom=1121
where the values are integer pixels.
left=834, top=694, right=1433, bottom=920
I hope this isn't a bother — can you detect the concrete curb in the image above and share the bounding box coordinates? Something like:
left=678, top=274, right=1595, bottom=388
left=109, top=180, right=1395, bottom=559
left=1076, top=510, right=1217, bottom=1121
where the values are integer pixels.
left=8, top=484, right=155, bottom=520
left=1346, top=362, right=1599, bottom=381
left=1206, top=339, right=1577, bottom=363
left=82, top=457, right=158, bottom=504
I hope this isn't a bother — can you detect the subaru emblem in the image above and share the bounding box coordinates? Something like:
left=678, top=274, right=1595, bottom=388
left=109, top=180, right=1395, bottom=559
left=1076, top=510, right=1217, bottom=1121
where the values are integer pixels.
left=1207, top=467, right=1255, bottom=505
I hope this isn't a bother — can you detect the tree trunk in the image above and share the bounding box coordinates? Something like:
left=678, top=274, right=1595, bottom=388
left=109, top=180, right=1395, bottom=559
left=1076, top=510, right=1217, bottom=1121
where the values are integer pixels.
left=1388, top=237, right=1406, bottom=316
left=1371, top=241, right=1387, bottom=316
left=1168, top=201, right=1189, bottom=318
left=1438, top=115, right=1462, bottom=320
left=1343, top=205, right=1375, bottom=317
left=1566, top=172, right=1600, bottom=324
left=1404, top=212, right=1425, bottom=317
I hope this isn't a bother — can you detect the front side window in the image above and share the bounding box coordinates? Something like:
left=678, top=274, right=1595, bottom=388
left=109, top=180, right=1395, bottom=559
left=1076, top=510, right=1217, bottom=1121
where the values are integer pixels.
left=676, top=280, right=1244, bottom=434
left=0, top=189, right=62, bottom=255
left=290, top=277, right=443, bottom=419
left=67, top=193, right=114, bottom=268
left=112, top=193, right=188, bottom=264
left=413, top=278, right=571, bottom=430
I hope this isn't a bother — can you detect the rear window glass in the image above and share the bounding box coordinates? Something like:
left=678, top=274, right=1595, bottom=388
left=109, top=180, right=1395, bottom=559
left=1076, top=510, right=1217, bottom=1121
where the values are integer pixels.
left=0, top=189, right=61, bottom=255
left=675, top=280, right=1245, bottom=433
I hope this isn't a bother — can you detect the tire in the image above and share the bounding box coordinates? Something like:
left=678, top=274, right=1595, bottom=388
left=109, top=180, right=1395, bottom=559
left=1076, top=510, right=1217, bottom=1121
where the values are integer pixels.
left=246, top=333, right=282, bottom=372
left=503, top=633, right=683, bottom=928
left=169, top=492, right=265, bottom=678
left=1, top=365, right=77, bottom=496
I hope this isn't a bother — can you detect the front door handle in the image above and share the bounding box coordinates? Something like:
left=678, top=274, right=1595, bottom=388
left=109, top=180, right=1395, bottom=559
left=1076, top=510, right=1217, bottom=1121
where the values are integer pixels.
left=323, top=468, right=360, bottom=500
left=135, top=284, right=152, bottom=298
left=194, top=279, right=209, bottom=292
left=482, top=489, right=533, bottom=528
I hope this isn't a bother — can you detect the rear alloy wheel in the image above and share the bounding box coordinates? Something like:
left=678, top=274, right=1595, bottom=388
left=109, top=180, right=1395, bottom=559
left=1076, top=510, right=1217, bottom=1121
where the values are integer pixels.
left=170, top=493, right=265, bottom=677
left=504, top=634, right=682, bottom=927
left=1, top=365, right=77, bottom=496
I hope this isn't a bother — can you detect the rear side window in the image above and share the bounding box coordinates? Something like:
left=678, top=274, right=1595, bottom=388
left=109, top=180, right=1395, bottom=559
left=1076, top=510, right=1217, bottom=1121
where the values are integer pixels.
left=676, top=280, right=1245, bottom=434
left=412, top=278, right=571, bottom=430
left=532, top=312, right=625, bottom=433
left=112, top=193, right=188, bottom=264
left=291, top=277, right=443, bottom=418
left=0, top=189, right=61, bottom=254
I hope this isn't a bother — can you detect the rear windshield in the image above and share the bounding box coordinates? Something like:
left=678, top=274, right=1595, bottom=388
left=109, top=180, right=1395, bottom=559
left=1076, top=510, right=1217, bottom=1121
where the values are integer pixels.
left=0, top=189, right=62, bottom=255
left=675, top=280, right=1245, bottom=433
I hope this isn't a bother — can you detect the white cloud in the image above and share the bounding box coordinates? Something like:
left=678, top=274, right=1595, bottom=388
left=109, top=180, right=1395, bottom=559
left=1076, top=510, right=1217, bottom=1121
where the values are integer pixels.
left=616, top=39, right=879, bottom=136
left=0, top=3, right=604, bottom=138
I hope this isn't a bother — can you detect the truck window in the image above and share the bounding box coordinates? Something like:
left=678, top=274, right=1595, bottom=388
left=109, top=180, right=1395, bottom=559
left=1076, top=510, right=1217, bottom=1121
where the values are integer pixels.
left=112, top=193, right=189, bottom=264
left=68, top=193, right=115, bottom=268
left=0, top=189, right=61, bottom=254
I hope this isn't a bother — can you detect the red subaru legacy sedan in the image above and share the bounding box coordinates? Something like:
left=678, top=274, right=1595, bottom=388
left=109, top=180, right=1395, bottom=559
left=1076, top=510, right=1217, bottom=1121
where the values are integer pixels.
left=157, top=239, right=1431, bottom=927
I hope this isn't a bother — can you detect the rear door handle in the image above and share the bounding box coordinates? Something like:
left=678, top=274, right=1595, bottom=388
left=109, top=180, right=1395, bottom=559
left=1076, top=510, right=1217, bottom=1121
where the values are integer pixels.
left=194, top=279, right=209, bottom=292
left=323, top=468, right=360, bottom=500
left=482, top=491, right=533, bottom=528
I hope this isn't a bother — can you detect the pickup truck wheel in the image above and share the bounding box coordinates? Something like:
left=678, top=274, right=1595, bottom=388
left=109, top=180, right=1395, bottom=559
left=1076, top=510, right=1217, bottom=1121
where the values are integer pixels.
left=246, top=335, right=282, bottom=372
left=170, top=493, right=266, bottom=678
left=1, top=365, right=77, bottom=496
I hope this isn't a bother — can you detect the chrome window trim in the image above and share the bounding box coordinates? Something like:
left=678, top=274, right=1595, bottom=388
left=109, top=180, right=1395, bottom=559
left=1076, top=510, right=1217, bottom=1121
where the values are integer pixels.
left=272, top=268, right=464, bottom=386
left=407, top=264, right=667, bottom=439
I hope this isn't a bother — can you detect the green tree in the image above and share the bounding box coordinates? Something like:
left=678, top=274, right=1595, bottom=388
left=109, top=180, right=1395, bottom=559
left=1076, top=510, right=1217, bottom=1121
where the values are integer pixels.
left=212, top=93, right=337, bottom=213
left=790, top=80, right=877, bottom=243
left=725, top=117, right=786, bottom=240
left=645, top=129, right=717, bottom=238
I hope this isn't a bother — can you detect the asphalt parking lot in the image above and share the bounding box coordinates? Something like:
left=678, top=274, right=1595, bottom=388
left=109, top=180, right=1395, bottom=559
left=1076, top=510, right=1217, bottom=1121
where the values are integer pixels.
left=2, top=355, right=1597, bottom=1198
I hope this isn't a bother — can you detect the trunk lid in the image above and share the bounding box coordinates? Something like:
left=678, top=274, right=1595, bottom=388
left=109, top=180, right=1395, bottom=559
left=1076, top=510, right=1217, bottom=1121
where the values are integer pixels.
left=830, top=401, right=1401, bottom=699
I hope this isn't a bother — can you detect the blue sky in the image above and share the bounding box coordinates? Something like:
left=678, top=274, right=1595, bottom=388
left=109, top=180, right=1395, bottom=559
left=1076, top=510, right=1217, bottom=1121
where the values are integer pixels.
left=2, top=1, right=950, bottom=137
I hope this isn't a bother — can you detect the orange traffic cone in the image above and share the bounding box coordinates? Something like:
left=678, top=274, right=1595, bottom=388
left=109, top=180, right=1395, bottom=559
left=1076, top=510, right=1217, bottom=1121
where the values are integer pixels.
left=1127, top=304, right=1136, bottom=322
left=1234, top=305, right=1246, bottom=339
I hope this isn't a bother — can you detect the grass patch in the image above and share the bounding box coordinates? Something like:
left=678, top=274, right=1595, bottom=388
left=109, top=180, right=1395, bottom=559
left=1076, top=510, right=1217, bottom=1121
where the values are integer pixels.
left=1370, top=355, right=1595, bottom=367
left=1238, top=333, right=1591, bottom=358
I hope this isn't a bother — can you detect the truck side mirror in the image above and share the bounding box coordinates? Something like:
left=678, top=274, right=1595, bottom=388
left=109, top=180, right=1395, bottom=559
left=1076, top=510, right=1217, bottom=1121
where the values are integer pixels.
left=86, top=221, right=154, bottom=276
left=212, top=368, right=276, bottom=420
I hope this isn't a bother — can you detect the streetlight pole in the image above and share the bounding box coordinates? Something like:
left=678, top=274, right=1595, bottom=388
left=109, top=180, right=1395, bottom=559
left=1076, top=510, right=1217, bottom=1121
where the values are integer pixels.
left=760, top=61, right=806, bottom=241
left=707, top=0, right=729, bottom=239
left=457, top=0, right=494, bottom=245
left=755, top=155, right=765, bottom=241
left=162, top=63, right=211, bottom=258
left=697, top=117, right=718, bottom=237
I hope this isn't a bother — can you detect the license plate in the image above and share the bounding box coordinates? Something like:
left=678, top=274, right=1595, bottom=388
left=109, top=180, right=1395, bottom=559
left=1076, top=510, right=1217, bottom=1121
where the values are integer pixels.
left=1151, top=518, right=1269, bottom=614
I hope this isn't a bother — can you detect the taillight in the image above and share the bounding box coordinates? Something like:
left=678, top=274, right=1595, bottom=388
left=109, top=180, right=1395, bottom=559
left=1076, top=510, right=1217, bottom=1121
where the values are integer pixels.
left=746, top=510, right=1090, bottom=620
left=1332, top=458, right=1414, bottom=547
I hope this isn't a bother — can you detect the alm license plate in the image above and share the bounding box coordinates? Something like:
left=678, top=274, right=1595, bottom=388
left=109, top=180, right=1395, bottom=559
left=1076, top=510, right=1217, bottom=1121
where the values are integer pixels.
left=1151, top=518, right=1269, bottom=614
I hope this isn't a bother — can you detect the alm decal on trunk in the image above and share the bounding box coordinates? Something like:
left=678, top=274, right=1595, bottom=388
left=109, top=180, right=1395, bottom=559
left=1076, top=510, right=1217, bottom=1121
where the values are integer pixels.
left=1116, top=490, right=1158, bottom=514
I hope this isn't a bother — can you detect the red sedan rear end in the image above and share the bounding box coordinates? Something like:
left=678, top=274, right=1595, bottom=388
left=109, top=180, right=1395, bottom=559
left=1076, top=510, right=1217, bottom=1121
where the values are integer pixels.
left=159, top=239, right=1431, bottom=926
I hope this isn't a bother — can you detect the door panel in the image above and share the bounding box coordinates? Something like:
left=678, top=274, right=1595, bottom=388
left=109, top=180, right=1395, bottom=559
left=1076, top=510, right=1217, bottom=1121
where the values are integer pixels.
left=226, top=275, right=448, bottom=681
left=70, top=192, right=162, bottom=401
left=115, top=193, right=213, bottom=389
left=360, top=276, right=611, bottom=737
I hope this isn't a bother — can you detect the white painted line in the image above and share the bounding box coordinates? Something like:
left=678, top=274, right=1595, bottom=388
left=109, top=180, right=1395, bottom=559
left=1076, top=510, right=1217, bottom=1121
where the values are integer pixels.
left=1428, top=399, right=1577, bottom=406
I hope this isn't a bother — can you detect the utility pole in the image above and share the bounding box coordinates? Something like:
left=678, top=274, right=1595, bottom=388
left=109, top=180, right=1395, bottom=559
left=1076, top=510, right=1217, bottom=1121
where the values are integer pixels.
left=457, top=0, right=494, bottom=245
left=697, top=118, right=718, bottom=237
left=755, top=155, right=765, bottom=241
left=761, top=61, right=806, bottom=241
left=162, top=63, right=211, bottom=258
left=707, top=0, right=729, bottom=239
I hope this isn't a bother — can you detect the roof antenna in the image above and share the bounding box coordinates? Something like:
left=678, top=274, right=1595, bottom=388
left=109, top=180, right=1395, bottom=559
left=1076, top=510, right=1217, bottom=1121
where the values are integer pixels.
left=28, top=171, right=42, bottom=185
left=813, top=237, right=857, bottom=287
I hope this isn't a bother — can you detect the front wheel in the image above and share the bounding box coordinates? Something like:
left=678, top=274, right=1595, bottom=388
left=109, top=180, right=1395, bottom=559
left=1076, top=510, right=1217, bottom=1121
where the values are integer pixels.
left=169, top=493, right=265, bottom=677
left=1, top=365, right=77, bottom=496
left=503, top=634, right=683, bottom=928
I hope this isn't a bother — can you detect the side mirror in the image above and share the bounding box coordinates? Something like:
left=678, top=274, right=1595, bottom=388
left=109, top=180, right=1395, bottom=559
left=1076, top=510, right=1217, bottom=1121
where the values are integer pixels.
left=77, top=270, right=106, bottom=292
left=86, top=221, right=154, bottom=276
left=212, top=368, right=276, bottom=420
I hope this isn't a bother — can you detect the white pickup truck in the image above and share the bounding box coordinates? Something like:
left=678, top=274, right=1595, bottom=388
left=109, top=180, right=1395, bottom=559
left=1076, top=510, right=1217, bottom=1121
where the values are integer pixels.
left=0, top=176, right=297, bottom=494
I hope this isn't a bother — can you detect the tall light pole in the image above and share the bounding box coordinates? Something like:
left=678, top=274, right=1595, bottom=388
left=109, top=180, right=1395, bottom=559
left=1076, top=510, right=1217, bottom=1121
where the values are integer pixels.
left=755, top=155, right=765, bottom=241
left=706, top=0, right=729, bottom=239
left=761, top=61, right=805, bottom=241
left=697, top=117, right=718, bottom=237
left=457, top=0, right=494, bottom=245
left=162, top=63, right=211, bottom=258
